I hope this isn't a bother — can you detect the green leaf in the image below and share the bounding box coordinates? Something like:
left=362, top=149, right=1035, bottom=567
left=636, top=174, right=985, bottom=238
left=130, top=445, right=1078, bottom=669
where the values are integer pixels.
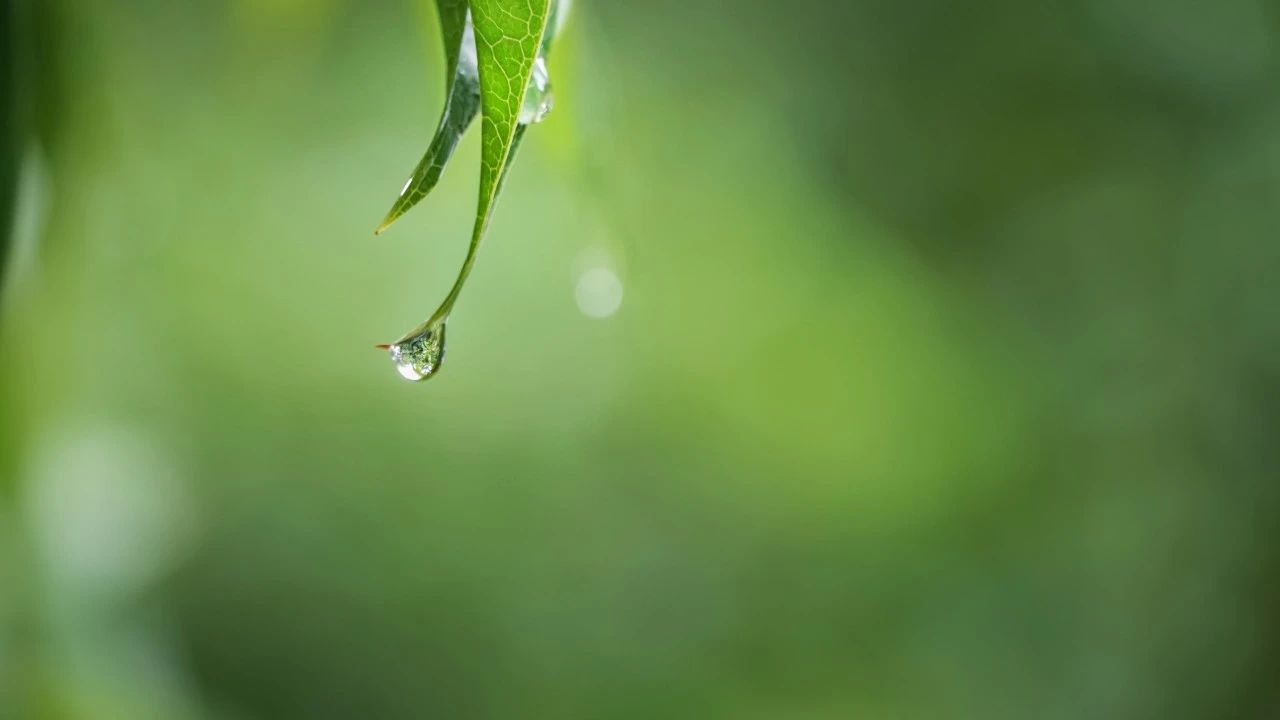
left=426, top=0, right=552, bottom=322
left=378, top=0, right=559, bottom=381
left=374, top=0, right=480, bottom=235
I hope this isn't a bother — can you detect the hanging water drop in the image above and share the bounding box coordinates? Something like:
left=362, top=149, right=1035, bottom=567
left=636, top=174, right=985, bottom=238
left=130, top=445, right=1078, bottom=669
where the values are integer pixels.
left=519, top=57, right=554, bottom=125
left=381, top=319, right=447, bottom=382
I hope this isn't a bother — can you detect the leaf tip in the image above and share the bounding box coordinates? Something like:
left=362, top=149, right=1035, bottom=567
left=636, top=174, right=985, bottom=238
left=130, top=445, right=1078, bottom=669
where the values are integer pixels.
left=373, top=214, right=396, bottom=236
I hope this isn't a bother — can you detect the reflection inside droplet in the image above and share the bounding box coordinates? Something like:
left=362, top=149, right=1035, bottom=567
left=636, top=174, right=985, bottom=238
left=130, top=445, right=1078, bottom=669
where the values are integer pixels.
left=519, top=57, right=554, bottom=125
left=575, top=267, right=623, bottom=318
left=385, top=320, right=447, bottom=381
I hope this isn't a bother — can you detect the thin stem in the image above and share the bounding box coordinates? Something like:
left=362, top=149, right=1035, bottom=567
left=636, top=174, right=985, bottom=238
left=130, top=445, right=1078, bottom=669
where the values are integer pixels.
left=428, top=123, right=530, bottom=324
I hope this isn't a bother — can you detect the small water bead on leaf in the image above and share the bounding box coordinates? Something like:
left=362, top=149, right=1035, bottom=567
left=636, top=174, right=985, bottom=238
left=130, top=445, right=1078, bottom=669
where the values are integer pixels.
left=383, top=320, right=447, bottom=382
left=518, top=57, right=554, bottom=125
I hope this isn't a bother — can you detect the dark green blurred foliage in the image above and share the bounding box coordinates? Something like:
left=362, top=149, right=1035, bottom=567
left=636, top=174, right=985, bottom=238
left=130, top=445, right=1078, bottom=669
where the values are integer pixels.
left=0, top=0, right=18, bottom=296
left=0, top=1, right=15, bottom=708
left=2, top=0, right=1279, bottom=718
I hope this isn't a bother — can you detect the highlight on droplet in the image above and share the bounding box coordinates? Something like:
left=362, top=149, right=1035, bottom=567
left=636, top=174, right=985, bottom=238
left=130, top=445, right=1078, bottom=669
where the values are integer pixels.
left=519, top=57, right=554, bottom=125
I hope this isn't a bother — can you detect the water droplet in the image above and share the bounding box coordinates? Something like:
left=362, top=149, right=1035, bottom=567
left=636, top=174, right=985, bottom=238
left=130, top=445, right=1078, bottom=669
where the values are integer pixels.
left=385, top=320, right=446, bottom=381
left=519, top=57, right=554, bottom=125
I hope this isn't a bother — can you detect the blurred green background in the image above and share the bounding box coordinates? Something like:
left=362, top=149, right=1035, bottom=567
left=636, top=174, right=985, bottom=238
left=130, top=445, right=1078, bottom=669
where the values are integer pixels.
left=3, top=0, right=1280, bottom=717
